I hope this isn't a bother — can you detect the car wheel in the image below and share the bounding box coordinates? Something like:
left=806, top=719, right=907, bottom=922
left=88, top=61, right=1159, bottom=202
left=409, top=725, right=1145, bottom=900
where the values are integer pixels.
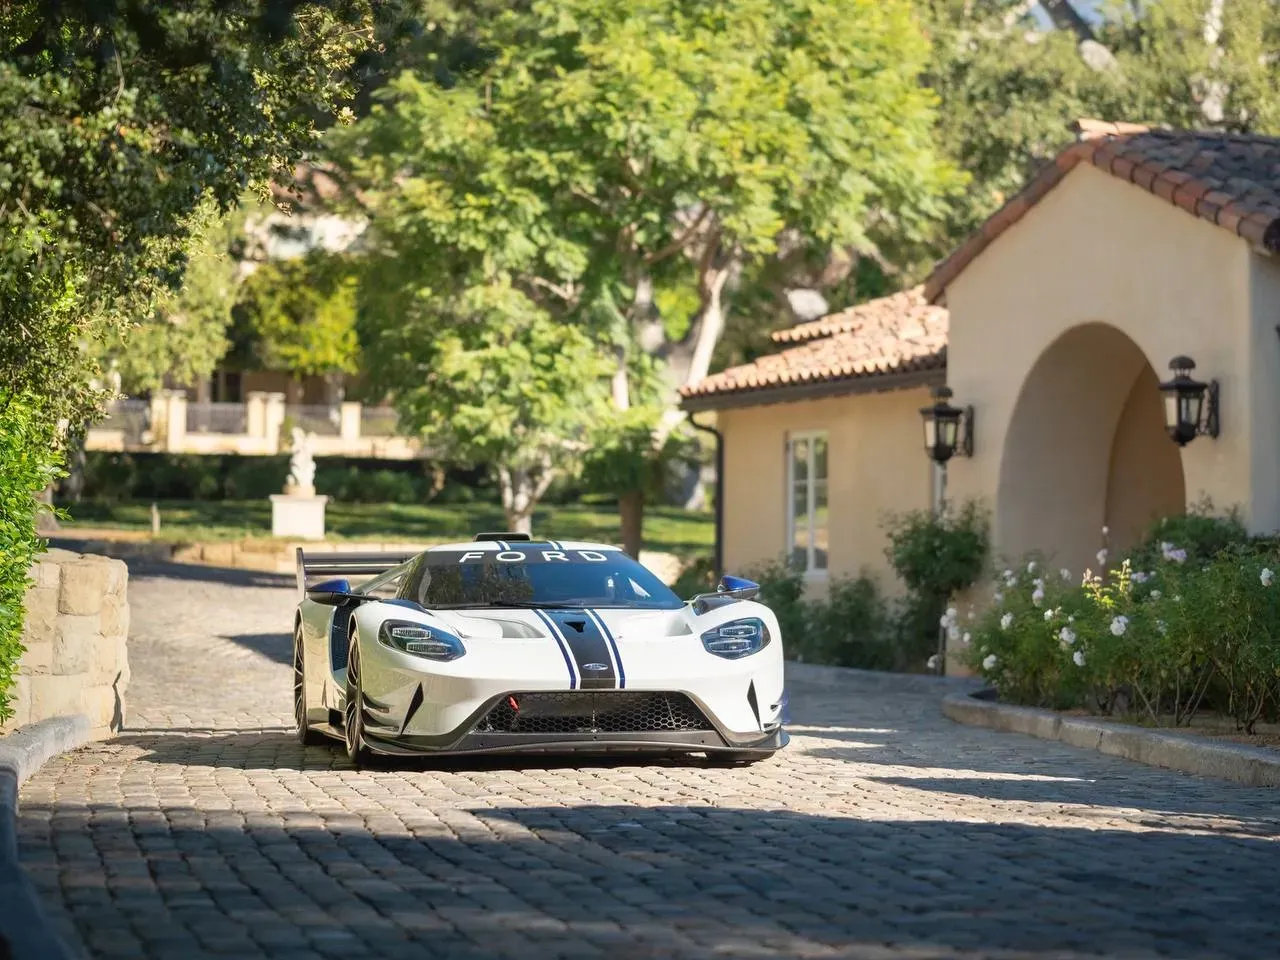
left=704, top=750, right=775, bottom=767
left=343, top=626, right=371, bottom=767
left=293, top=626, right=324, bottom=746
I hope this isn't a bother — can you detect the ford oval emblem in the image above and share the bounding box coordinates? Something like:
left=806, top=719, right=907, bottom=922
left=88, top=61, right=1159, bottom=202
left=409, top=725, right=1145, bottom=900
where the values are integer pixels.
left=583, top=663, right=609, bottom=672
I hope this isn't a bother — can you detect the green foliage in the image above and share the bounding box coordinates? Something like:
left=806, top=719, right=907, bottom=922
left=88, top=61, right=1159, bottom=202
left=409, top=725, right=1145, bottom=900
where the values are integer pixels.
left=331, top=0, right=959, bottom=522
left=77, top=452, right=488, bottom=506
left=1126, top=499, right=1248, bottom=572
left=970, top=520, right=1280, bottom=733
left=99, top=202, right=244, bottom=395
left=884, top=499, right=991, bottom=598
left=0, top=397, right=62, bottom=723
left=235, top=254, right=361, bottom=378
left=0, top=1, right=372, bottom=425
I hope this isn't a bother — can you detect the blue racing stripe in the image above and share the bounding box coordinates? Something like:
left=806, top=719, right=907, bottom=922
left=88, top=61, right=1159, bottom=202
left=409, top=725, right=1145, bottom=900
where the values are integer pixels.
left=585, top=609, right=625, bottom=689
left=533, top=608, right=578, bottom=688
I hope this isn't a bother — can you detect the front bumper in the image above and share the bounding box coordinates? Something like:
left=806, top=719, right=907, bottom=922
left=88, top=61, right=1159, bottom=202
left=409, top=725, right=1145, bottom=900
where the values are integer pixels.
left=360, top=689, right=788, bottom=757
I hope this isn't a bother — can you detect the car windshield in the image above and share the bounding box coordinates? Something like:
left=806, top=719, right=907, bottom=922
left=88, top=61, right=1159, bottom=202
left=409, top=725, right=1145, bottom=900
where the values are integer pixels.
left=404, top=547, right=683, bottom=610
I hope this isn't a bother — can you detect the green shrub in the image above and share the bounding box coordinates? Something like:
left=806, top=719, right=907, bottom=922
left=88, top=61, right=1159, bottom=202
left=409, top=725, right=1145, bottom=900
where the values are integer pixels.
left=1126, top=499, right=1247, bottom=572
left=0, top=397, right=62, bottom=723
left=77, top=452, right=494, bottom=505
left=884, top=499, right=990, bottom=671
left=803, top=576, right=896, bottom=670
left=969, top=540, right=1280, bottom=733
left=742, top=557, right=807, bottom=651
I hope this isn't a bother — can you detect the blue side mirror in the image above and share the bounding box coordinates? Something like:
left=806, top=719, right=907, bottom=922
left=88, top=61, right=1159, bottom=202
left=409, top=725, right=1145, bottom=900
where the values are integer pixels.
left=307, top=577, right=355, bottom=605
left=718, top=575, right=760, bottom=600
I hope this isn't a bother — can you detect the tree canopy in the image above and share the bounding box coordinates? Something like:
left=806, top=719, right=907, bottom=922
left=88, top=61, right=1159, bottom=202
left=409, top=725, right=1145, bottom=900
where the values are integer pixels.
left=330, top=0, right=959, bottom=543
left=0, top=0, right=372, bottom=424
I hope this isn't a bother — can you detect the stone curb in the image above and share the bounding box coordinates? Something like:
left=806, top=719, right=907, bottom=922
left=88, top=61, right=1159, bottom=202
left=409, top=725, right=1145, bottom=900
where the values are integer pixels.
left=0, top=714, right=92, bottom=960
left=942, top=691, right=1280, bottom=788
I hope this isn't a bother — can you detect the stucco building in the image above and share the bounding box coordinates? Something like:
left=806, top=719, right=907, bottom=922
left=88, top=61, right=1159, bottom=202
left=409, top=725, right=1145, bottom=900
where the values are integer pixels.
left=681, top=119, right=1280, bottom=599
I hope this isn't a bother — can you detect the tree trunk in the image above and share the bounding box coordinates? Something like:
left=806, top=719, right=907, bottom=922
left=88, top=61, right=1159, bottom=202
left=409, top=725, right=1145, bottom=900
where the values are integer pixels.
left=496, top=463, right=556, bottom=538
left=618, top=489, right=644, bottom=558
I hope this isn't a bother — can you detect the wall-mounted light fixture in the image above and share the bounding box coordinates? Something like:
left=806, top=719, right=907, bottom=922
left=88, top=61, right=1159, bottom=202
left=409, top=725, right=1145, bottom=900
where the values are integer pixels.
left=1158, top=356, right=1219, bottom=447
left=920, top=385, right=974, bottom=464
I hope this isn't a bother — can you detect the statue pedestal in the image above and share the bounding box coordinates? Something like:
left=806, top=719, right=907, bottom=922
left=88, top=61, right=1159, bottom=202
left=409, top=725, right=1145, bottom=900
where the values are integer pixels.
left=270, top=494, right=328, bottom=540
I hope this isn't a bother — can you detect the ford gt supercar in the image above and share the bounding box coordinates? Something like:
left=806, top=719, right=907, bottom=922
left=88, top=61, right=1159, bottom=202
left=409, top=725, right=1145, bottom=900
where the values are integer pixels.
left=292, top=534, right=788, bottom=765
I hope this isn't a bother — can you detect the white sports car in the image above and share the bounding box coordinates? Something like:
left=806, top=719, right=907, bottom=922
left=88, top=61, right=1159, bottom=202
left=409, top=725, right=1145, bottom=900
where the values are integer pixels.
left=292, top=534, right=788, bottom=766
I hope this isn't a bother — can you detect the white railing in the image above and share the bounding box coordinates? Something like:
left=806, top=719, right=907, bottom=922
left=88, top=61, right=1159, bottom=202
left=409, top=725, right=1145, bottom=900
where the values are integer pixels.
left=186, top=402, right=249, bottom=434
left=286, top=404, right=342, bottom=436
left=360, top=406, right=399, bottom=436
left=98, top=399, right=151, bottom=443
left=85, top=394, right=420, bottom=460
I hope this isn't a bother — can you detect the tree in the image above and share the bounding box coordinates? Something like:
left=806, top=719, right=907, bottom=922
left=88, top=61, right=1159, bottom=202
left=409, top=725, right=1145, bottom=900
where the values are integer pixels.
left=98, top=202, right=245, bottom=396
left=921, top=0, right=1280, bottom=240
left=234, top=253, right=361, bottom=400
left=358, top=282, right=612, bottom=534
left=0, top=0, right=372, bottom=427
left=331, top=0, right=959, bottom=549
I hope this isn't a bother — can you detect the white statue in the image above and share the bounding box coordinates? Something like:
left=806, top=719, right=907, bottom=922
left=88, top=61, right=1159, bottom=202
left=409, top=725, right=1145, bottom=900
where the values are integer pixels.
left=286, top=427, right=316, bottom=495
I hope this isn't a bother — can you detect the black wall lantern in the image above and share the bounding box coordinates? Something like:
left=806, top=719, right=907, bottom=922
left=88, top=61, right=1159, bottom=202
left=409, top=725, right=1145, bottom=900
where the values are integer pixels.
left=920, top=385, right=974, bottom=464
left=1159, top=356, right=1219, bottom=447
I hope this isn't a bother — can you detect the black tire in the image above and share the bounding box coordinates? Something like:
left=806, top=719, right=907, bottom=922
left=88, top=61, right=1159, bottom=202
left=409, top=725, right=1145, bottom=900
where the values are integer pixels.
left=343, top=626, right=371, bottom=767
left=704, top=750, right=776, bottom=767
left=293, top=626, right=324, bottom=746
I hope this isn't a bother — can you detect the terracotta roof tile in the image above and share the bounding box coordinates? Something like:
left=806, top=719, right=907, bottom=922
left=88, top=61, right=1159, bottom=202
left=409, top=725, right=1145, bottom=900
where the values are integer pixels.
left=925, top=120, right=1280, bottom=302
left=680, top=288, right=948, bottom=405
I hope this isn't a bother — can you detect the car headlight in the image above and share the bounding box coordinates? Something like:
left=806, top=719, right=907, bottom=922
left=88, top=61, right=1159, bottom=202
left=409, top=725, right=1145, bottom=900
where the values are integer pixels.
left=378, top=620, right=465, bottom=661
left=700, top=617, right=770, bottom=660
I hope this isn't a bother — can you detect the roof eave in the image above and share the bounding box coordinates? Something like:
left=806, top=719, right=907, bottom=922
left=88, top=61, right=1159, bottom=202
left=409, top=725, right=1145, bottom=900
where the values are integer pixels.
left=679, top=363, right=945, bottom=414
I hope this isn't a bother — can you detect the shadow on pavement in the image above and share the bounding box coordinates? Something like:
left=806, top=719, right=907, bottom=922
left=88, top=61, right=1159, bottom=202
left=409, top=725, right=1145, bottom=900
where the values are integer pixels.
left=222, top=631, right=293, bottom=665
left=16, top=800, right=1280, bottom=960
left=122, top=729, right=727, bottom=774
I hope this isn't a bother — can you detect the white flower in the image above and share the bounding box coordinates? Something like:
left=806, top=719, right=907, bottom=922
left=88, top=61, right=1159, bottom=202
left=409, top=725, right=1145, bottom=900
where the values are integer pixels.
left=1068, top=614, right=1075, bottom=622
left=1000, top=612, right=1014, bottom=630
left=967, top=607, right=975, bottom=621
left=1002, top=569, right=1018, bottom=587
left=1156, top=619, right=1168, bottom=635
left=1110, top=615, right=1129, bottom=637
left=1101, top=525, right=1110, bottom=537
left=946, top=606, right=957, bottom=621
left=926, top=654, right=940, bottom=670
left=1059, top=626, right=1076, bottom=646
left=1161, top=542, right=1187, bottom=564
left=1262, top=568, right=1275, bottom=587
left=1043, top=609, right=1055, bottom=622
left=1150, top=590, right=1161, bottom=600
left=1073, top=649, right=1087, bottom=667
left=993, top=591, right=1004, bottom=605
left=1096, top=548, right=1109, bottom=568
left=1027, top=561, right=1037, bottom=574
left=1031, top=587, right=1045, bottom=607
left=1174, top=594, right=1183, bottom=603
left=982, top=654, right=998, bottom=671
left=1060, top=568, right=1072, bottom=582
left=1131, top=571, right=1149, bottom=584
left=947, top=624, right=961, bottom=643
left=962, top=632, right=972, bottom=646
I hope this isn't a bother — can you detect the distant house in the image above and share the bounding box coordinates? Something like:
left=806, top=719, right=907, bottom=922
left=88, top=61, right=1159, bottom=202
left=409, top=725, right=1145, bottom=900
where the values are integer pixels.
left=682, top=119, right=1280, bottom=600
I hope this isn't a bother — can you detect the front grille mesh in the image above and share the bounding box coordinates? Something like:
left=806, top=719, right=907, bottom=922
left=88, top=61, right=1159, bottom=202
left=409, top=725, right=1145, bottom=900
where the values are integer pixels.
left=474, top=691, right=714, bottom=735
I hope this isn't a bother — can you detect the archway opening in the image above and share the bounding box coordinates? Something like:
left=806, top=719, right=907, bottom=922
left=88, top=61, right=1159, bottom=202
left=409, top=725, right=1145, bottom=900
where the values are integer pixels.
left=996, top=323, right=1185, bottom=575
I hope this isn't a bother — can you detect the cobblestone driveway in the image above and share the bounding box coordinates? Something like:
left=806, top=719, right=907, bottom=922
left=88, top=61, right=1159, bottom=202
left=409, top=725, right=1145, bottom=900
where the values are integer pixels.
left=17, top=561, right=1280, bottom=959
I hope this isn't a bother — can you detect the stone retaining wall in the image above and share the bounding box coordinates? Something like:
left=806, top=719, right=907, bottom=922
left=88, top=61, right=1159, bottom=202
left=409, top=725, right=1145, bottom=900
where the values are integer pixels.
left=1, top=550, right=129, bottom=739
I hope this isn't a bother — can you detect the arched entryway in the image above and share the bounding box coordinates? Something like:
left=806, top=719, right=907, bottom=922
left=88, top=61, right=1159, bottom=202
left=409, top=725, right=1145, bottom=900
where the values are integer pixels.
left=996, top=323, right=1185, bottom=574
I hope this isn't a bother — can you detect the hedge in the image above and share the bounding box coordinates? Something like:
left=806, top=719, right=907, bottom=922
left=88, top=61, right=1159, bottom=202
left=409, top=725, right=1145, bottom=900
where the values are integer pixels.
left=0, top=397, right=62, bottom=723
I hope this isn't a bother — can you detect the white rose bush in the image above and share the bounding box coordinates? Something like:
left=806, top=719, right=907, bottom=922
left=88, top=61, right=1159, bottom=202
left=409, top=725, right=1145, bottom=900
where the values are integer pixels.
left=967, top=510, right=1280, bottom=732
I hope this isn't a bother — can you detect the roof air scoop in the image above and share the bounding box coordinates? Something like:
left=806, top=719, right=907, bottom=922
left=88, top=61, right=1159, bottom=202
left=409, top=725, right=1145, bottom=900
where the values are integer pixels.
left=474, top=532, right=533, bottom=542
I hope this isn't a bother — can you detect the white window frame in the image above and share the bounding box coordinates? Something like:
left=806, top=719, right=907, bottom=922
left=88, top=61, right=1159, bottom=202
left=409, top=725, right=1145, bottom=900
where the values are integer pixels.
left=786, top=431, right=829, bottom=577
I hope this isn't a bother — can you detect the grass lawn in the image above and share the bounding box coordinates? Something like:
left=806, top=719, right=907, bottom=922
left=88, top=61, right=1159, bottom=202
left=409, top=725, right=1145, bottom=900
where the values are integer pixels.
left=61, top=499, right=715, bottom=556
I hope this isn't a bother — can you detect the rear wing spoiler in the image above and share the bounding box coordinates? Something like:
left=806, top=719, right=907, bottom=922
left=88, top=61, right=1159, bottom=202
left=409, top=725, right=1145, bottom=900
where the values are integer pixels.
left=295, top=548, right=418, bottom=597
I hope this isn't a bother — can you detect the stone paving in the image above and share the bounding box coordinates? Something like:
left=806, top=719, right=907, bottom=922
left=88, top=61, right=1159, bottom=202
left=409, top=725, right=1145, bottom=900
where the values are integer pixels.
left=16, top=560, right=1280, bottom=960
